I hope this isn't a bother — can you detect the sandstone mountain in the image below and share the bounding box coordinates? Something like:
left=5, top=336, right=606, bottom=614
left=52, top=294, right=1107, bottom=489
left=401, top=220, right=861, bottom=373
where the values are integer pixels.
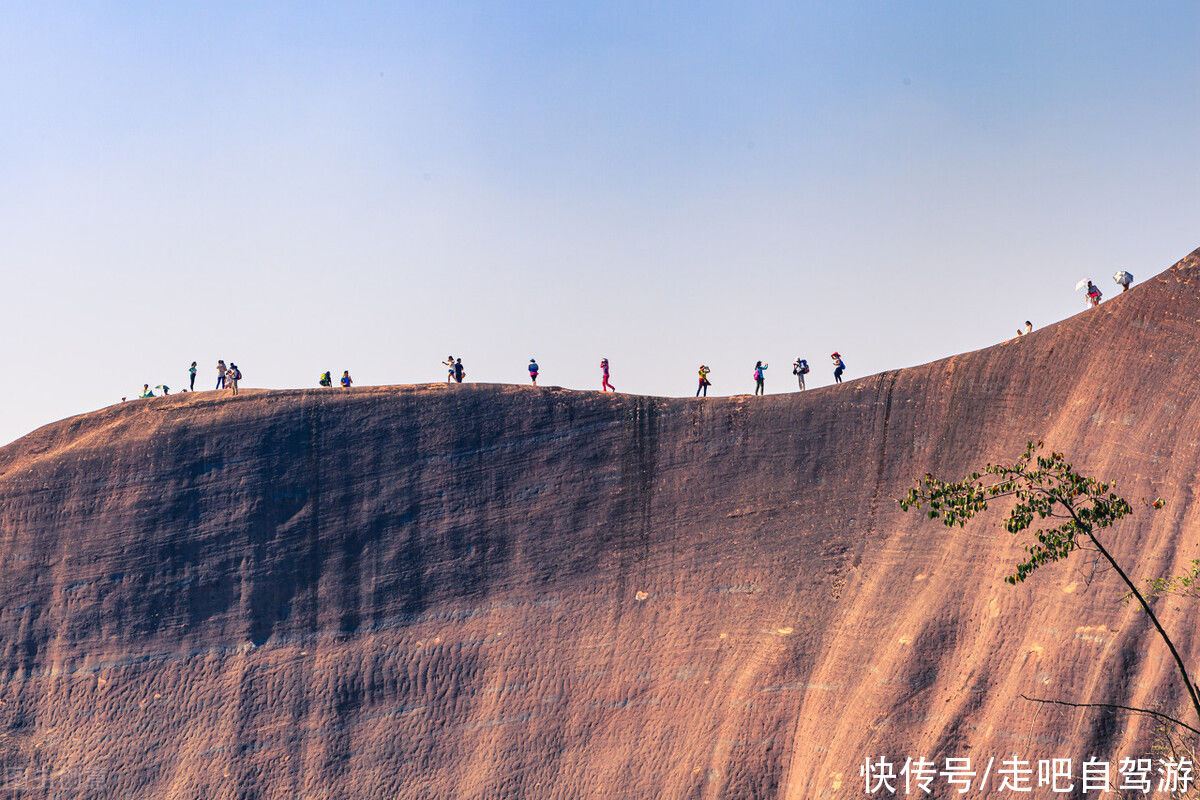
left=0, top=249, right=1198, bottom=798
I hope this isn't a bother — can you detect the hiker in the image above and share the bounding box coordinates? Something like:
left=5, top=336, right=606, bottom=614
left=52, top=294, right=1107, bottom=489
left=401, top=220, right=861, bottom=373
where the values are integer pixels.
left=158, top=385, right=170, bottom=396
left=696, top=365, right=711, bottom=397
left=453, top=358, right=465, bottom=383
left=528, top=359, right=539, bottom=385
left=1114, top=270, right=1134, bottom=292
left=792, top=358, right=809, bottom=390
left=832, top=352, right=845, bottom=384
left=228, top=363, right=241, bottom=396
left=600, top=358, right=615, bottom=392
left=1086, top=280, right=1102, bottom=307
left=753, top=361, right=768, bottom=395
left=140, top=384, right=154, bottom=398
left=216, top=360, right=226, bottom=390
left=319, top=371, right=332, bottom=387
left=340, top=370, right=352, bottom=388
left=443, top=356, right=455, bottom=384
left=188, top=361, right=197, bottom=391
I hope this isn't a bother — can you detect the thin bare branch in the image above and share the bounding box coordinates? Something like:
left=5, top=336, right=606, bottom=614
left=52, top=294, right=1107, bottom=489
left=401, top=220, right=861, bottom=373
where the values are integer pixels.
left=1019, top=695, right=1200, bottom=736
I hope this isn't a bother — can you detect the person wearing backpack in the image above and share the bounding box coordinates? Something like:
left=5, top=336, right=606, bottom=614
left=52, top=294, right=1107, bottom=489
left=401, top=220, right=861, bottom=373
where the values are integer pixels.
left=228, top=363, right=242, bottom=396
left=831, top=352, right=846, bottom=384
left=528, top=358, right=539, bottom=385
left=696, top=365, right=711, bottom=397
left=453, top=358, right=465, bottom=383
left=753, top=361, right=768, bottom=395
left=792, top=358, right=809, bottom=390
left=319, top=371, right=332, bottom=387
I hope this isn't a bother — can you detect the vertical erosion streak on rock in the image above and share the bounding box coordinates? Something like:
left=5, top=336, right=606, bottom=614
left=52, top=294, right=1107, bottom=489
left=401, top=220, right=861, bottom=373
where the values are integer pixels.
left=866, top=371, right=899, bottom=556
left=617, top=397, right=657, bottom=589
left=306, top=397, right=323, bottom=637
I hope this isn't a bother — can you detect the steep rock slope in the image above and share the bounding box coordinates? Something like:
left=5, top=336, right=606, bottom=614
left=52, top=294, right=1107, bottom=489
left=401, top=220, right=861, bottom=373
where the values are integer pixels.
left=0, top=249, right=1198, bottom=799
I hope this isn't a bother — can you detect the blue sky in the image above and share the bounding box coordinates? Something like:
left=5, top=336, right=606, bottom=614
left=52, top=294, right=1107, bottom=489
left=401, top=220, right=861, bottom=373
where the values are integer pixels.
left=1, top=1, right=1197, bottom=444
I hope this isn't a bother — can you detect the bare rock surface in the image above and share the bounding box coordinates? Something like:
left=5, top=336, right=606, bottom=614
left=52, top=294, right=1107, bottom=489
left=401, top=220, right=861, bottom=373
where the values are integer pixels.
left=0, top=249, right=1198, bottom=798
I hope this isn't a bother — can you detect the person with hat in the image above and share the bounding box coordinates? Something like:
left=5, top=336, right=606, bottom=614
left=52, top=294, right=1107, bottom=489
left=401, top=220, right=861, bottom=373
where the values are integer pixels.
left=528, top=358, right=539, bottom=385
left=792, top=357, right=809, bottom=390
left=600, top=358, right=615, bottom=392
left=832, top=352, right=846, bottom=384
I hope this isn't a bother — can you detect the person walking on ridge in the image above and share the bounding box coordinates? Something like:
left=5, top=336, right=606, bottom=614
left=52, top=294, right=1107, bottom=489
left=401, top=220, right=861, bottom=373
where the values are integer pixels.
left=443, top=356, right=455, bottom=384
left=528, top=358, right=539, bottom=385
left=228, top=363, right=241, bottom=396
left=216, top=360, right=226, bottom=390
left=696, top=365, right=711, bottom=397
left=753, top=361, right=768, bottom=395
left=1114, top=270, right=1134, bottom=293
left=189, top=361, right=197, bottom=391
left=340, top=370, right=353, bottom=388
left=600, top=358, right=615, bottom=392
left=453, top=358, right=465, bottom=383
left=792, top=358, right=809, bottom=390
left=1086, top=280, right=1102, bottom=307
left=832, top=352, right=845, bottom=384
left=319, top=371, right=332, bottom=387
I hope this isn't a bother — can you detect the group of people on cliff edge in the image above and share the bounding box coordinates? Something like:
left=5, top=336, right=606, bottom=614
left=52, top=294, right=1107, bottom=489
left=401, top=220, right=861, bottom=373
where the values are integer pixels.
left=131, top=359, right=241, bottom=401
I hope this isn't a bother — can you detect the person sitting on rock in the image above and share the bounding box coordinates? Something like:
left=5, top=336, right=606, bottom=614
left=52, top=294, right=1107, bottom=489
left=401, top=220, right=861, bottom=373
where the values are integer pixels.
left=140, top=384, right=154, bottom=398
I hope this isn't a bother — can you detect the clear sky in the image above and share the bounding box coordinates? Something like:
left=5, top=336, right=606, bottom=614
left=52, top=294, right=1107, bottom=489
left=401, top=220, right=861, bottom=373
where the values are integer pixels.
left=1, top=1, right=1197, bottom=445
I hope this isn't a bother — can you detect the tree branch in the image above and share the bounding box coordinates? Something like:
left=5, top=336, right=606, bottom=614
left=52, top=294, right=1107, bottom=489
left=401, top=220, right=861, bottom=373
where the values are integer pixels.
left=1057, top=503, right=1200, bottom=729
left=1019, top=695, right=1200, bottom=736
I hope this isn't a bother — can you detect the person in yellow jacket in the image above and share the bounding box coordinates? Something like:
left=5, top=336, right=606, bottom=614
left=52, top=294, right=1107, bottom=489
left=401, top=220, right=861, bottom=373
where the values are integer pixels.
left=696, top=365, right=711, bottom=397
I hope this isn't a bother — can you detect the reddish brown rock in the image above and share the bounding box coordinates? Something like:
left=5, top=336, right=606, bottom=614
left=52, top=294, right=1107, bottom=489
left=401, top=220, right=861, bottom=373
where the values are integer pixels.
left=0, top=248, right=1198, bottom=798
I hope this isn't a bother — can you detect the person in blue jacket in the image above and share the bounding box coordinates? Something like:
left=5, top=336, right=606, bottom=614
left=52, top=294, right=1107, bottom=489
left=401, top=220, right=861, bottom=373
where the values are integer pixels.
left=832, top=352, right=846, bottom=384
left=753, top=361, right=768, bottom=395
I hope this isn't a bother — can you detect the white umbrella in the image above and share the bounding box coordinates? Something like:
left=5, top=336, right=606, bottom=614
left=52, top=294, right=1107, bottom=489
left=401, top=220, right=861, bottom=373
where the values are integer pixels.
left=1113, top=270, right=1133, bottom=286
left=1075, top=278, right=1091, bottom=291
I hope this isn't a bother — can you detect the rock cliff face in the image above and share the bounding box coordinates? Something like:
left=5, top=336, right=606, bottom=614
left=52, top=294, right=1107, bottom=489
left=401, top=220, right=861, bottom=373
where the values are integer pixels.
left=0, top=249, right=1198, bottom=799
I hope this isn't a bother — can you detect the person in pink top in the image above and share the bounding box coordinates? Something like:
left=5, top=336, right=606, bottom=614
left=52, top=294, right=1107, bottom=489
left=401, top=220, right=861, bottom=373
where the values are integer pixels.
left=600, top=358, right=615, bottom=392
